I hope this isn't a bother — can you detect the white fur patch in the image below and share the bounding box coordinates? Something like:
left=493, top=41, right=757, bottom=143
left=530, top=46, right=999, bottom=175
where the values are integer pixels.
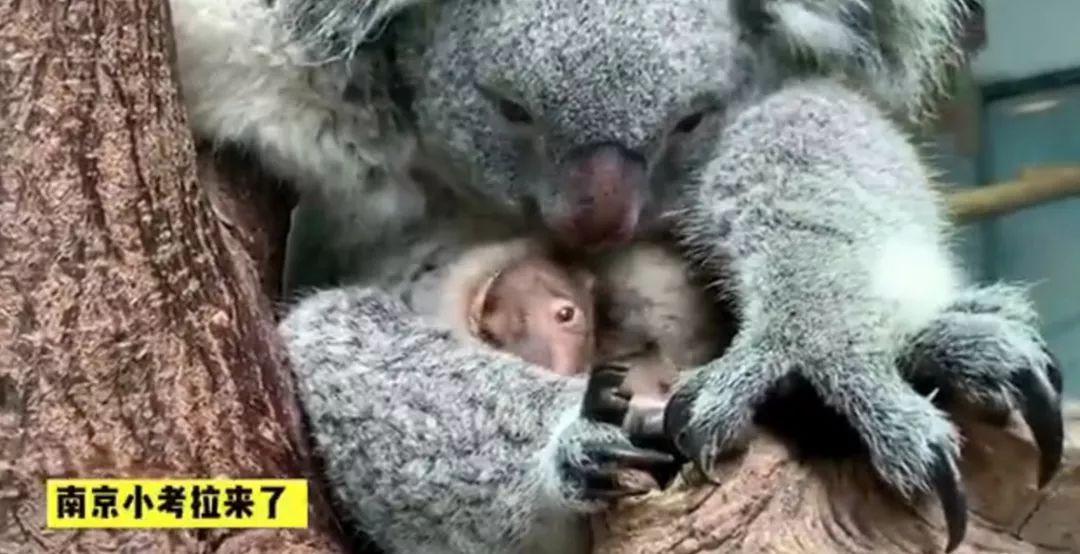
left=870, top=228, right=961, bottom=334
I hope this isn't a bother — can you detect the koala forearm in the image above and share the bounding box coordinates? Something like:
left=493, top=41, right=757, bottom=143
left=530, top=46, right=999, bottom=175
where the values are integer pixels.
left=679, top=80, right=962, bottom=352
left=281, top=287, right=587, bottom=553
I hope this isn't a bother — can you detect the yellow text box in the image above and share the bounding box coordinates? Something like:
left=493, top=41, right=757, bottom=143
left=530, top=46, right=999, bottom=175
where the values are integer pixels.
left=46, top=479, right=308, bottom=529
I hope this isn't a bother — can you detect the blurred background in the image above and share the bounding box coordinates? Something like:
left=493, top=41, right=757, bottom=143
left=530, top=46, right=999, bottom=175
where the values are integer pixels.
left=924, top=0, right=1080, bottom=396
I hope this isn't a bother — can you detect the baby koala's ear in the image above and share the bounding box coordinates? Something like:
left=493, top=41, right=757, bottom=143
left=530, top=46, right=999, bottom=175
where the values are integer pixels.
left=466, top=271, right=502, bottom=339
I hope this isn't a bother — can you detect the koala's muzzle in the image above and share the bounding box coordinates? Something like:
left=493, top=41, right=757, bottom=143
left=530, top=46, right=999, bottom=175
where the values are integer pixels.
left=550, top=142, right=645, bottom=249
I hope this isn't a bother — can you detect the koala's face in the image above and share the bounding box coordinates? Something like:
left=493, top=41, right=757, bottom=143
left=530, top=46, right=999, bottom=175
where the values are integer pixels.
left=408, top=0, right=749, bottom=248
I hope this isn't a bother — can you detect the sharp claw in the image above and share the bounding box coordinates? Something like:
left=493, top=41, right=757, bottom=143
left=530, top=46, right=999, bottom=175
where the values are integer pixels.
left=663, top=392, right=693, bottom=446
left=929, top=444, right=968, bottom=553
left=581, top=469, right=653, bottom=499
left=590, top=442, right=675, bottom=469
left=671, top=426, right=720, bottom=484
left=591, top=485, right=648, bottom=498
left=1010, top=369, right=1064, bottom=487
left=583, top=366, right=632, bottom=424
left=1043, top=348, right=1064, bottom=396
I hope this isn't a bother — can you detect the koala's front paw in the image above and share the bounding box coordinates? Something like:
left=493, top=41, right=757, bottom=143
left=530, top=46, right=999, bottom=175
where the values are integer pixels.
left=551, top=418, right=675, bottom=508
left=665, top=346, right=969, bottom=552
left=548, top=366, right=676, bottom=509
left=904, top=285, right=1064, bottom=486
left=663, top=347, right=776, bottom=475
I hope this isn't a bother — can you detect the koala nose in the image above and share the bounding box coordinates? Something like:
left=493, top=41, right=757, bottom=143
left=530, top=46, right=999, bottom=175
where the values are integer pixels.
left=549, top=142, right=646, bottom=248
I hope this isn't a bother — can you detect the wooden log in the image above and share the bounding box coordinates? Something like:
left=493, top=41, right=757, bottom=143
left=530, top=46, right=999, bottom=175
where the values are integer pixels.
left=0, top=0, right=346, bottom=551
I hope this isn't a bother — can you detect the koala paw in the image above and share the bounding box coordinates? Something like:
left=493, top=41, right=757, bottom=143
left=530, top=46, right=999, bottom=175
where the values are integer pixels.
left=547, top=365, right=676, bottom=509
left=663, top=347, right=773, bottom=476
left=904, top=285, right=1064, bottom=487
left=550, top=418, right=675, bottom=508
left=665, top=346, right=969, bottom=552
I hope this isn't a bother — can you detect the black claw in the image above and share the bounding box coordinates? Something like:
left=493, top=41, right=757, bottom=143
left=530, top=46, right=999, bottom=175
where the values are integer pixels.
left=583, top=365, right=632, bottom=425
left=580, top=468, right=652, bottom=500
left=1043, top=348, right=1064, bottom=396
left=584, top=441, right=676, bottom=470
left=929, top=444, right=968, bottom=553
left=663, top=390, right=694, bottom=447
left=1010, top=369, right=1064, bottom=487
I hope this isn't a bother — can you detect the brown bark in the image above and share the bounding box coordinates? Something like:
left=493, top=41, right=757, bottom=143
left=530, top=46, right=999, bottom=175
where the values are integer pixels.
left=592, top=405, right=1080, bottom=554
left=0, top=0, right=344, bottom=552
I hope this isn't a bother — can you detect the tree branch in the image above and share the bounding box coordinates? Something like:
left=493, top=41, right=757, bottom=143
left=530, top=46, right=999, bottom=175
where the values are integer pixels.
left=947, top=166, right=1080, bottom=223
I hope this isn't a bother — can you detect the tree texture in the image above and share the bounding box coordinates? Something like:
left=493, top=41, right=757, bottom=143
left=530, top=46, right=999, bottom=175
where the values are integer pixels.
left=0, top=0, right=344, bottom=551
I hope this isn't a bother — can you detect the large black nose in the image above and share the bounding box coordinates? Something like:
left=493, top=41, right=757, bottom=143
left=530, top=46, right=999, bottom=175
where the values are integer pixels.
left=548, top=142, right=647, bottom=248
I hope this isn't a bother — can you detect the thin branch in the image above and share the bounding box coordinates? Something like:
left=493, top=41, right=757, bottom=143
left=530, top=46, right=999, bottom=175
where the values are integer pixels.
left=947, top=166, right=1080, bottom=223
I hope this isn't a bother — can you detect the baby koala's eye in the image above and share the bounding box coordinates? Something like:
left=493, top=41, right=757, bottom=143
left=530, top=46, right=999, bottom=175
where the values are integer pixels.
left=554, top=305, right=577, bottom=324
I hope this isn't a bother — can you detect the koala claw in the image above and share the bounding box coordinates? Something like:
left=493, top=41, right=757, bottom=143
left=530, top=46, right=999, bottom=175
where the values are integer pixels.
left=905, top=289, right=1065, bottom=489
left=663, top=396, right=716, bottom=480
left=1011, top=363, right=1064, bottom=487
left=661, top=353, right=767, bottom=479
left=929, top=443, right=968, bottom=553
left=570, top=441, right=676, bottom=501
left=583, top=364, right=633, bottom=426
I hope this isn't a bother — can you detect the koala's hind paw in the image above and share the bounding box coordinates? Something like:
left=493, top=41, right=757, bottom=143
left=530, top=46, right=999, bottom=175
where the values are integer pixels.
left=904, top=287, right=1064, bottom=487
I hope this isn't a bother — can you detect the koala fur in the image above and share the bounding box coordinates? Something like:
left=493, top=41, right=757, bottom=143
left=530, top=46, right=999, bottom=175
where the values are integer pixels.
left=173, top=0, right=1063, bottom=552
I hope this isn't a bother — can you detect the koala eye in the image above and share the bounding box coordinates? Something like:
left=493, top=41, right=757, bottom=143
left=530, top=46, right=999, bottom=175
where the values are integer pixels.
left=673, top=111, right=705, bottom=134
left=496, top=98, right=533, bottom=125
left=554, top=305, right=577, bottom=324
left=475, top=82, right=535, bottom=126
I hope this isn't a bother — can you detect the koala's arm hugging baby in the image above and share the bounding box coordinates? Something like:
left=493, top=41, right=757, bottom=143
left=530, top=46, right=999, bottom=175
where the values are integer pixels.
left=175, top=0, right=1064, bottom=552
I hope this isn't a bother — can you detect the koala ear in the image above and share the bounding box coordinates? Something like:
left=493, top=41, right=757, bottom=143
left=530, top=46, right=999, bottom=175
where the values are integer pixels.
left=735, top=0, right=975, bottom=121
left=466, top=271, right=502, bottom=339
left=279, top=0, right=439, bottom=62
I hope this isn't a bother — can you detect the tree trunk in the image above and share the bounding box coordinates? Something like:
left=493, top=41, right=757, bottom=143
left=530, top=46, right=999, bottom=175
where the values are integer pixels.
left=0, top=0, right=346, bottom=551
left=592, top=405, right=1080, bottom=553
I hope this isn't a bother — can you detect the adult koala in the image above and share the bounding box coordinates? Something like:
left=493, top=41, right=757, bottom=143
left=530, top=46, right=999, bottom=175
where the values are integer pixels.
left=171, top=0, right=1063, bottom=552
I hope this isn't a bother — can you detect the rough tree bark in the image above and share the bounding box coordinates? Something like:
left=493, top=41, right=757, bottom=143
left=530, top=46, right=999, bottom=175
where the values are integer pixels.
left=0, top=0, right=346, bottom=552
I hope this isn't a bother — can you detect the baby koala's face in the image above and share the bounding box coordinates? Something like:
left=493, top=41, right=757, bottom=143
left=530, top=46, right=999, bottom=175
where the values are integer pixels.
left=470, top=257, right=596, bottom=376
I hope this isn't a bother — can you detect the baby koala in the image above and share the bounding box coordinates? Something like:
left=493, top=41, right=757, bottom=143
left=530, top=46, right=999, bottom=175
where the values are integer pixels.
left=439, top=238, right=731, bottom=441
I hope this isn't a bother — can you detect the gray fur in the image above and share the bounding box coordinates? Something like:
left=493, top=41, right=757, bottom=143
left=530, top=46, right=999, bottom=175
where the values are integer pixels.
left=170, top=0, right=1061, bottom=551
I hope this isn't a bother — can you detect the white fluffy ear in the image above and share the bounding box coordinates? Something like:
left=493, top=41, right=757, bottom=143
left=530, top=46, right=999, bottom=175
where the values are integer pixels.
left=735, top=0, right=974, bottom=120
left=277, top=0, right=437, bottom=62
left=437, top=238, right=547, bottom=343
left=466, top=272, right=499, bottom=339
